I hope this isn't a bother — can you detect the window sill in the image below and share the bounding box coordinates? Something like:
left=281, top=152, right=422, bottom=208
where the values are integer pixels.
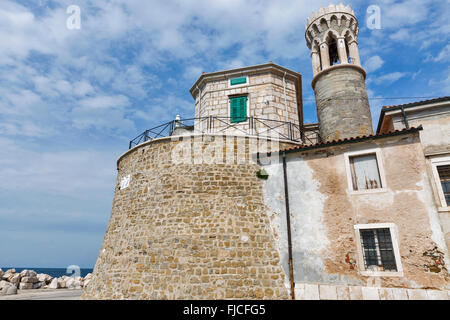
left=348, top=188, right=388, bottom=195
left=438, top=207, right=450, bottom=212
left=359, top=270, right=404, bottom=277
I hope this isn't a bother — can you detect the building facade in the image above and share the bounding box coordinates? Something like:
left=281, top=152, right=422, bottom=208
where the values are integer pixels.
left=82, top=4, right=449, bottom=300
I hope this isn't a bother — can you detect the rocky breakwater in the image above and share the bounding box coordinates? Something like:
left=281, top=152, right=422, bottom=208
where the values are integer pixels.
left=0, top=268, right=92, bottom=296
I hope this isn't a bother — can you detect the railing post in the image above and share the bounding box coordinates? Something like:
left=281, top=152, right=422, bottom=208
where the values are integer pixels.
left=209, top=115, right=213, bottom=133
left=129, top=141, right=132, bottom=149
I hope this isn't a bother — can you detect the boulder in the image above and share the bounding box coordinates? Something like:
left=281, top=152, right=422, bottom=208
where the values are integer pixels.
left=1, top=285, right=17, bottom=296
left=21, top=276, right=39, bottom=284
left=9, top=274, right=21, bottom=286
left=84, top=273, right=92, bottom=280
left=48, top=278, right=59, bottom=289
left=65, top=278, right=75, bottom=289
left=0, top=280, right=11, bottom=290
left=83, top=279, right=91, bottom=288
left=57, top=278, right=66, bottom=288
left=5, top=269, right=16, bottom=274
left=0, top=268, right=3, bottom=278
left=69, top=279, right=81, bottom=290
left=20, top=270, right=37, bottom=278
left=37, top=273, right=52, bottom=284
left=32, top=281, right=45, bottom=289
left=19, top=282, right=34, bottom=290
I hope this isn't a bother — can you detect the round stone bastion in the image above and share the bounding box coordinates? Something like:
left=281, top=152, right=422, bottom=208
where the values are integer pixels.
left=82, top=134, right=299, bottom=299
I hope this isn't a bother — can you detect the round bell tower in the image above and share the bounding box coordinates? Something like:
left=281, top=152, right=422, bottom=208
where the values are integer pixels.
left=305, top=3, right=373, bottom=142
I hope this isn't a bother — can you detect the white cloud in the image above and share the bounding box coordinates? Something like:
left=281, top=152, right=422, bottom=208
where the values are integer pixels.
left=364, top=55, right=385, bottom=73
left=433, top=44, right=450, bottom=62
left=373, top=72, right=409, bottom=84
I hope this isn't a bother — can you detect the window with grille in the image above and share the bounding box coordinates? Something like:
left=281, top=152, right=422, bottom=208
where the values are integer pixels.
left=360, top=228, right=397, bottom=272
left=349, top=153, right=382, bottom=190
left=437, top=165, right=450, bottom=206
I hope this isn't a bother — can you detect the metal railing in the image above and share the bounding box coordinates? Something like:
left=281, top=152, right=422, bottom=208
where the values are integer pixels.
left=129, top=116, right=321, bottom=149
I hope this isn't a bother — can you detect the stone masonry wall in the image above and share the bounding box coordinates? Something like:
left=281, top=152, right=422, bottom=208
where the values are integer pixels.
left=82, top=135, right=297, bottom=300
left=313, top=66, right=373, bottom=141
left=193, top=72, right=300, bottom=140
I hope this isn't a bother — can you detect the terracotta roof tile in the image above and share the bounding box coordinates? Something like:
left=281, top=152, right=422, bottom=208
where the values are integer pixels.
left=382, top=96, right=450, bottom=110
left=281, top=126, right=423, bottom=153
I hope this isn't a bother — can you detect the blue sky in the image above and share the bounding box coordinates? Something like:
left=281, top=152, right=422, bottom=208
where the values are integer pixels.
left=0, top=0, right=448, bottom=268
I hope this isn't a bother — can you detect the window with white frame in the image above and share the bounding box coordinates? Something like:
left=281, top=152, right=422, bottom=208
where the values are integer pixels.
left=345, top=149, right=386, bottom=193
left=431, top=157, right=450, bottom=208
left=349, top=153, right=382, bottom=190
left=437, top=165, right=450, bottom=206
left=354, top=223, right=403, bottom=276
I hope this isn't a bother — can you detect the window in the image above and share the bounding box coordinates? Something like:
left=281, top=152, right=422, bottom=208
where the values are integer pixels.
left=430, top=157, right=450, bottom=208
left=354, top=223, right=403, bottom=277
left=229, top=96, right=247, bottom=123
left=360, top=228, right=397, bottom=271
left=229, top=76, right=247, bottom=86
left=437, top=165, right=450, bottom=206
left=349, top=153, right=382, bottom=191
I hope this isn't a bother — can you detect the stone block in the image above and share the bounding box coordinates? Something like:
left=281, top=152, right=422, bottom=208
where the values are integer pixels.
left=362, top=287, right=380, bottom=300
left=379, top=288, right=394, bottom=300
left=319, top=284, right=338, bottom=300
left=349, top=286, right=363, bottom=300
left=425, top=290, right=447, bottom=300
left=294, top=283, right=305, bottom=300
left=336, top=285, right=350, bottom=300
left=391, top=288, right=408, bottom=300
left=304, top=284, right=319, bottom=300
left=407, top=289, right=429, bottom=300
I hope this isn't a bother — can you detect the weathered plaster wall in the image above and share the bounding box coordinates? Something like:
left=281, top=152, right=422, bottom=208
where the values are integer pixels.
left=262, top=134, right=449, bottom=290
left=82, top=135, right=298, bottom=300
left=391, top=108, right=450, bottom=156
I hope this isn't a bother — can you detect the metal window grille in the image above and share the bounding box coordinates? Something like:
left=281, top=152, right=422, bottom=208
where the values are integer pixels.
left=437, top=165, right=450, bottom=206
left=360, top=228, right=397, bottom=271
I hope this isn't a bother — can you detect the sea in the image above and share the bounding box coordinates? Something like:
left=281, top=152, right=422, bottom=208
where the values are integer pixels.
left=1, top=267, right=94, bottom=278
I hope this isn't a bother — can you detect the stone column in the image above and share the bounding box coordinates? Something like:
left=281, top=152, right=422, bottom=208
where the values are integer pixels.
left=319, top=42, right=330, bottom=69
left=348, top=41, right=361, bottom=66
left=311, top=50, right=321, bottom=76
left=337, top=37, right=348, bottom=64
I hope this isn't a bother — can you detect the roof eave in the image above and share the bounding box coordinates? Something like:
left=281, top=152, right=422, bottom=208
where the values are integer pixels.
left=189, top=62, right=301, bottom=98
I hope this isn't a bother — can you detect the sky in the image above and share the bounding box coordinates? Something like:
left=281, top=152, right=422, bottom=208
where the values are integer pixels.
left=0, top=0, right=449, bottom=268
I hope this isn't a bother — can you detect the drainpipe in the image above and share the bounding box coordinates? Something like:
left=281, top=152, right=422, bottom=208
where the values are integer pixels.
left=283, top=72, right=289, bottom=123
left=401, top=106, right=410, bottom=129
left=282, top=151, right=295, bottom=300
left=196, top=85, right=202, bottom=130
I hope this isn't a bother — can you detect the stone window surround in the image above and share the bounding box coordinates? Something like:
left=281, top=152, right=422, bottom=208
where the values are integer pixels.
left=430, top=155, right=450, bottom=210
left=344, top=148, right=388, bottom=195
left=354, top=223, right=404, bottom=277
left=228, top=75, right=249, bottom=88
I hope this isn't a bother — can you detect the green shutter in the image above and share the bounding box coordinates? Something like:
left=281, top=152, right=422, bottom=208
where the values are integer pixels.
left=230, top=77, right=247, bottom=85
left=230, top=96, right=247, bottom=123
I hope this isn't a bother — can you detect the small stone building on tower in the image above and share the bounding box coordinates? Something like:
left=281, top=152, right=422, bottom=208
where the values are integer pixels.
left=83, top=4, right=450, bottom=300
